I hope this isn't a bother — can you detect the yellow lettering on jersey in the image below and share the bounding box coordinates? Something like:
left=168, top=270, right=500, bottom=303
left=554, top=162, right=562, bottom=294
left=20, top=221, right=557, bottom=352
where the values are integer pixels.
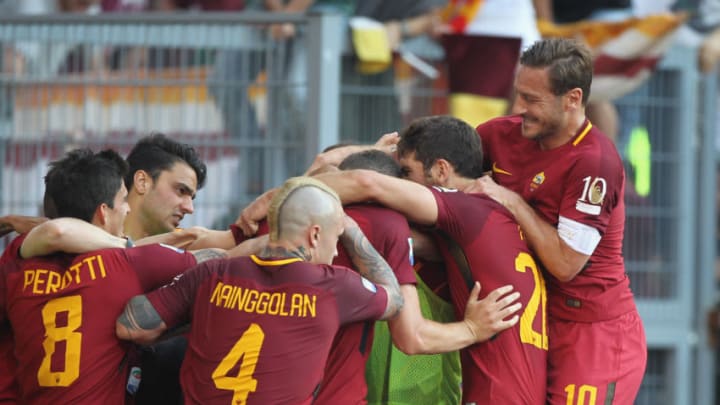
left=22, top=255, right=109, bottom=295
left=209, top=282, right=316, bottom=318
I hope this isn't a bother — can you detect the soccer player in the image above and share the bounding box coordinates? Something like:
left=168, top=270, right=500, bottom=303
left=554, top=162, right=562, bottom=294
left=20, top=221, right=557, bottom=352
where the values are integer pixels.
left=116, top=176, right=404, bottom=404
left=123, top=133, right=207, bottom=240
left=316, top=150, right=521, bottom=404
left=0, top=148, right=224, bottom=404
left=474, top=38, right=647, bottom=404
left=315, top=115, right=548, bottom=404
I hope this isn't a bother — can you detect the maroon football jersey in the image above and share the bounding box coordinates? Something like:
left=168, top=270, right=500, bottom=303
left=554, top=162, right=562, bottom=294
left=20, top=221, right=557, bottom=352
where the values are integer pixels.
left=147, top=255, right=388, bottom=405
left=0, top=234, right=26, bottom=403
left=478, top=115, right=636, bottom=322
left=1, top=243, right=196, bottom=404
left=314, top=204, right=416, bottom=404
left=431, top=187, right=547, bottom=404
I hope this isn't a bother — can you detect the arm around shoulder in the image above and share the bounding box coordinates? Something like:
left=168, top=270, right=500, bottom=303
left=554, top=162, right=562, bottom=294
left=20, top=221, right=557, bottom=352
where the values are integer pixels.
left=116, top=295, right=168, bottom=346
left=20, top=217, right=125, bottom=258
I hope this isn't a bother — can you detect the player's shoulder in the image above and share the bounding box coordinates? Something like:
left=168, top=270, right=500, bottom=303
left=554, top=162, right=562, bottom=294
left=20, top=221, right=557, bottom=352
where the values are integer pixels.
left=475, top=115, right=522, bottom=135
left=346, top=204, right=409, bottom=234
left=572, top=127, right=624, bottom=171
left=0, top=233, right=27, bottom=264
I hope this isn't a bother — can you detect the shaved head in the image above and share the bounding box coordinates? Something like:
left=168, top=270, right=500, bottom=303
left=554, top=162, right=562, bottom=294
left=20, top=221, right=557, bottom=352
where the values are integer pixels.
left=268, top=177, right=342, bottom=242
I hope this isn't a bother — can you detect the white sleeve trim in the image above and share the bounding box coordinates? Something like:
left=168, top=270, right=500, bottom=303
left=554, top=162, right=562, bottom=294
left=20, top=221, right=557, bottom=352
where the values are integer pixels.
left=557, top=215, right=601, bottom=255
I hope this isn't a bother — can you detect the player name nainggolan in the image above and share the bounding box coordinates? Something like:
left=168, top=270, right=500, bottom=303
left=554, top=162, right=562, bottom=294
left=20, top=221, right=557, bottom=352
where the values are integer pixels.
left=209, top=281, right=317, bottom=318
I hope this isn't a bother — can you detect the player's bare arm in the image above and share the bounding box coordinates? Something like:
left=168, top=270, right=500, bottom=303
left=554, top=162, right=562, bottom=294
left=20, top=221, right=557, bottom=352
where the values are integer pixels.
left=303, top=132, right=399, bottom=176
left=227, top=234, right=269, bottom=258
left=0, top=215, right=47, bottom=237
left=190, top=248, right=228, bottom=263
left=389, top=282, right=521, bottom=354
left=470, top=176, right=590, bottom=281
left=116, top=295, right=167, bottom=345
left=340, top=215, right=403, bottom=320
left=20, top=217, right=127, bottom=258
left=315, top=169, right=438, bottom=226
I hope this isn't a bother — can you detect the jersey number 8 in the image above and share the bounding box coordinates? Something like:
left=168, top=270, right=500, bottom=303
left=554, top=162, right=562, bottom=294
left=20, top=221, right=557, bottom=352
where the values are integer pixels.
left=38, top=295, right=82, bottom=387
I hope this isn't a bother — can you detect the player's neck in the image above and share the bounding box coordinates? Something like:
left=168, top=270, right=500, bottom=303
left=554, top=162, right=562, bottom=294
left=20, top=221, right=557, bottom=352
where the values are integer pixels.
left=123, top=216, right=148, bottom=240
left=260, top=242, right=312, bottom=261
left=539, top=113, right=586, bottom=150
left=448, top=176, right=475, bottom=193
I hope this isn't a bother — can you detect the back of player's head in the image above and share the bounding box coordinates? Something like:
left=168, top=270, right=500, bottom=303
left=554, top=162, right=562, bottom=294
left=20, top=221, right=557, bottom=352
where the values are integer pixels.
left=338, top=150, right=402, bottom=177
left=520, top=38, right=593, bottom=105
left=125, top=133, right=207, bottom=190
left=397, top=115, right=484, bottom=179
left=267, top=177, right=341, bottom=242
left=44, top=148, right=129, bottom=222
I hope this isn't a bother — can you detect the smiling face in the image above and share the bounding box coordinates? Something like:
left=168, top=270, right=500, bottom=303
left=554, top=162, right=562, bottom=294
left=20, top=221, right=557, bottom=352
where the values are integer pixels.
left=512, top=65, right=568, bottom=143
left=139, top=162, right=198, bottom=235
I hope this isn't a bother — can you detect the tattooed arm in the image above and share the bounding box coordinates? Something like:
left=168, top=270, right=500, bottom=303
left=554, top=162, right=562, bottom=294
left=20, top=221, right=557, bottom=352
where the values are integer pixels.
left=116, top=295, right=167, bottom=345
left=340, top=215, right=403, bottom=320
left=190, top=248, right=228, bottom=263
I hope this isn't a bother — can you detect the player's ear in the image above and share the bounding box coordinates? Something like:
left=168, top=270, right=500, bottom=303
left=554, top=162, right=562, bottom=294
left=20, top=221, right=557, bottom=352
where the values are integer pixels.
left=309, top=225, right=321, bottom=248
left=133, top=170, right=151, bottom=194
left=94, top=203, right=109, bottom=226
left=435, top=159, right=452, bottom=182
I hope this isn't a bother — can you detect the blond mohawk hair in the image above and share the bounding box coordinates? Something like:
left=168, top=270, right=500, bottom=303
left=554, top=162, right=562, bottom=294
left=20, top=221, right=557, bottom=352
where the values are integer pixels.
left=267, top=176, right=341, bottom=241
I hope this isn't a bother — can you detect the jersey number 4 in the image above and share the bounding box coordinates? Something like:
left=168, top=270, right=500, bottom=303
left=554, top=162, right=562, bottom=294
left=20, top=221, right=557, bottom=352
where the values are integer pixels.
left=212, top=323, right=266, bottom=404
left=38, top=295, right=82, bottom=387
left=515, top=252, right=548, bottom=350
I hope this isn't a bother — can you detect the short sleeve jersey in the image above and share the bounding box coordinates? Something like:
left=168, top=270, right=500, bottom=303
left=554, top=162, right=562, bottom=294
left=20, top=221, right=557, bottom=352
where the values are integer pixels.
left=0, top=234, right=25, bottom=404
left=431, top=187, right=547, bottom=404
left=1, top=242, right=196, bottom=405
left=478, top=115, right=636, bottom=322
left=314, top=204, right=416, bottom=404
left=147, top=255, right=388, bottom=405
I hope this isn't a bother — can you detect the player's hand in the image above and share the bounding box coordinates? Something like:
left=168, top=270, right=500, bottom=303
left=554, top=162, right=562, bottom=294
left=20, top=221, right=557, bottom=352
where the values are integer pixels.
left=374, top=131, right=399, bottom=155
left=235, top=189, right=276, bottom=237
left=228, top=234, right=268, bottom=258
left=466, top=176, right=512, bottom=207
left=463, top=282, right=521, bottom=342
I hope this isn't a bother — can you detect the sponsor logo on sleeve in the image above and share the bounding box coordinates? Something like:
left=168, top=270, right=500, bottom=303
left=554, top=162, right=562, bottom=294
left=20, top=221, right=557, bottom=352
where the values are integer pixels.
left=408, top=237, right=414, bottom=266
left=361, top=277, right=378, bottom=293
left=159, top=243, right=186, bottom=254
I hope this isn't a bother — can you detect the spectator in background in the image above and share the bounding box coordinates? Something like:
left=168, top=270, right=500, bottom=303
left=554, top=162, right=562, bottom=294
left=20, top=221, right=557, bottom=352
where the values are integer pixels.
left=265, top=0, right=446, bottom=143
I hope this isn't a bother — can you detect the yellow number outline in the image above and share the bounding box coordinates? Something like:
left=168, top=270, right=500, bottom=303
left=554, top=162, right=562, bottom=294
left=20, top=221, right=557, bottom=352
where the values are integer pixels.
left=565, top=383, right=598, bottom=405
left=514, top=252, right=548, bottom=350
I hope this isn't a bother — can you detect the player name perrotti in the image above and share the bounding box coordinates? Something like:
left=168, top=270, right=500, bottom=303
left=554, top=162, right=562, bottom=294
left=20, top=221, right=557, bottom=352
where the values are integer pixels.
left=209, top=281, right=317, bottom=318
left=22, top=254, right=108, bottom=295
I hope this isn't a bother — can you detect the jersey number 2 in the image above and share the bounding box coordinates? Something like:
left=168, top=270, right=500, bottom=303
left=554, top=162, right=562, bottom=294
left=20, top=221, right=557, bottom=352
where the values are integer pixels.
left=38, top=295, right=82, bottom=387
left=212, top=323, right=265, bottom=404
left=515, top=252, right=548, bottom=350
